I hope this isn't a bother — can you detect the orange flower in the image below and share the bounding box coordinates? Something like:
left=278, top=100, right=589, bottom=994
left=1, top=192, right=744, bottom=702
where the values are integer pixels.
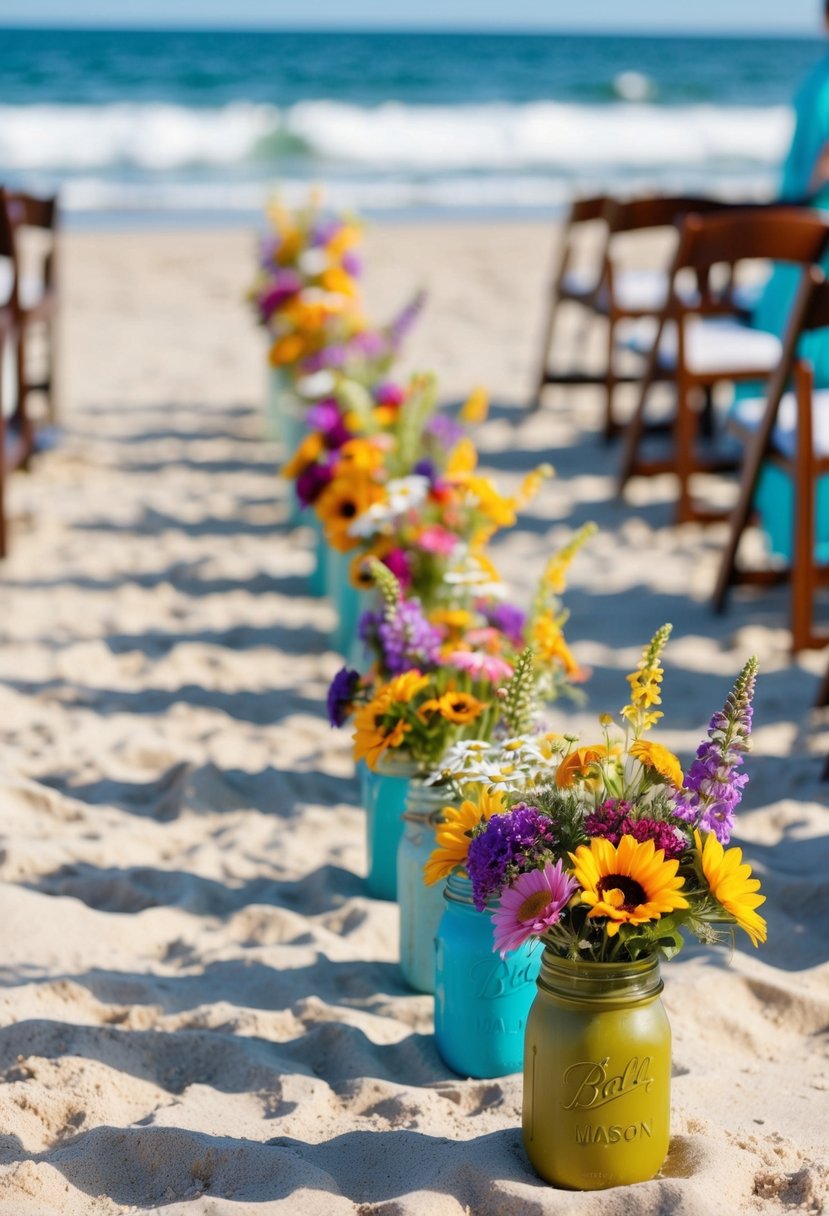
left=281, top=431, right=325, bottom=480
left=555, top=745, right=609, bottom=789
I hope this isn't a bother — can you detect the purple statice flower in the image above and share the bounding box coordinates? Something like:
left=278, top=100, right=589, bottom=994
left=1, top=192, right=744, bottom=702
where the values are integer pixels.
left=673, top=658, right=758, bottom=843
left=466, top=805, right=558, bottom=911
left=311, top=217, right=342, bottom=247
left=258, top=269, right=303, bottom=319
left=295, top=461, right=333, bottom=508
left=482, top=601, right=527, bottom=649
left=301, top=344, right=349, bottom=374
left=425, top=413, right=465, bottom=448
left=375, top=381, right=406, bottom=408
left=585, top=799, right=686, bottom=861
left=376, top=597, right=442, bottom=675
left=351, top=330, right=388, bottom=360
left=341, top=251, right=362, bottom=277
left=327, top=667, right=361, bottom=728
left=413, top=458, right=437, bottom=483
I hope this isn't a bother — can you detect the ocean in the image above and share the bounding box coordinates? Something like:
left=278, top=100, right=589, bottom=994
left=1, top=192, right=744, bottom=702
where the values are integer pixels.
left=0, top=26, right=825, bottom=226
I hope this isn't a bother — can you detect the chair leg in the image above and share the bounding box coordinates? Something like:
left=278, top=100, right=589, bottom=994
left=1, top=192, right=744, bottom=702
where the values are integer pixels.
left=14, top=324, right=33, bottom=463
left=603, top=316, right=617, bottom=442
left=791, top=363, right=816, bottom=652
left=45, top=314, right=57, bottom=425
left=674, top=375, right=698, bottom=525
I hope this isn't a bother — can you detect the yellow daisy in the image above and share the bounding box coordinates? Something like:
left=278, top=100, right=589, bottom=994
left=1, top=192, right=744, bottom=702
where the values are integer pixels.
left=570, top=835, right=688, bottom=937
left=630, top=739, right=683, bottom=789
left=695, top=830, right=767, bottom=947
left=423, top=787, right=506, bottom=885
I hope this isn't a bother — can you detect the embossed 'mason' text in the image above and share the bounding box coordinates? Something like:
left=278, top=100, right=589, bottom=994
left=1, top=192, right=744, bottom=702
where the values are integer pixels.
left=575, top=1121, right=653, bottom=1145
left=563, top=1056, right=654, bottom=1110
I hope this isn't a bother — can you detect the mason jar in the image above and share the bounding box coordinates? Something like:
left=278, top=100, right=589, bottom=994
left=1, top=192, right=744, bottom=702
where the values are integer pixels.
left=523, top=948, right=671, bottom=1189
left=324, top=545, right=368, bottom=662
left=396, top=780, right=449, bottom=994
left=434, top=872, right=541, bottom=1078
left=362, top=755, right=420, bottom=901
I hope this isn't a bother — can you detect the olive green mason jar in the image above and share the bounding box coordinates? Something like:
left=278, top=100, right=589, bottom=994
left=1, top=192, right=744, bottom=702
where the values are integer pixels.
left=523, top=945, right=671, bottom=1190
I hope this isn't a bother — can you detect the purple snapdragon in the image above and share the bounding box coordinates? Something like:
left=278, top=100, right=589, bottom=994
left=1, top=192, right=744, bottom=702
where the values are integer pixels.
left=327, top=668, right=362, bottom=728
left=363, top=597, right=442, bottom=675
left=673, top=658, right=758, bottom=843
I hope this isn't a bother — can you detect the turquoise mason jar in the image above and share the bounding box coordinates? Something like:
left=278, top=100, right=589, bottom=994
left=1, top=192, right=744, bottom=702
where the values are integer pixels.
left=307, top=512, right=327, bottom=598
left=363, top=756, right=419, bottom=900
left=324, top=546, right=366, bottom=661
left=434, top=872, right=542, bottom=1078
left=396, top=781, right=448, bottom=994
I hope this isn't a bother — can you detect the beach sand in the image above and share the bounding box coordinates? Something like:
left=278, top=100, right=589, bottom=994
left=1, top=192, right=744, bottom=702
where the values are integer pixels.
left=0, top=220, right=826, bottom=1215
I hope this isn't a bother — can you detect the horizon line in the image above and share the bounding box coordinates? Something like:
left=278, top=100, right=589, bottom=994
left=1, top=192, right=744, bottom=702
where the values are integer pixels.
left=0, top=21, right=820, bottom=38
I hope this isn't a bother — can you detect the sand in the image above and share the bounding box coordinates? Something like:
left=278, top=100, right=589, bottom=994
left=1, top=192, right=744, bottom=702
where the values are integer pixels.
left=0, top=219, right=826, bottom=1215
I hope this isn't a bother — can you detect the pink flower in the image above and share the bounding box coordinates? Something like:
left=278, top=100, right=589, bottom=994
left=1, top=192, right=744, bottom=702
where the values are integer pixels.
left=416, top=525, right=459, bottom=556
left=491, top=860, right=578, bottom=958
left=447, top=650, right=514, bottom=683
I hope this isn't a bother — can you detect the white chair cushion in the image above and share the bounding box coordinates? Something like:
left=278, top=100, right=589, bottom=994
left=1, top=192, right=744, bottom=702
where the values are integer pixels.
left=560, top=267, right=597, bottom=298
left=625, top=315, right=782, bottom=376
left=0, top=260, right=43, bottom=311
left=730, top=390, right=829, bottom=460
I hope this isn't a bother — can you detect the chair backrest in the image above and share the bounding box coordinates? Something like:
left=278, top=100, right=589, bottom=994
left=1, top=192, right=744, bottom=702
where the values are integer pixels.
left=5, top=191, right=58, bottom=233
left=566, top=194, right=608, bottom=226
left=0, top=189, right=18, bottom=311
left=603, top=193, right=751, bottom=236
left=676, top=208, right=829, bottom=274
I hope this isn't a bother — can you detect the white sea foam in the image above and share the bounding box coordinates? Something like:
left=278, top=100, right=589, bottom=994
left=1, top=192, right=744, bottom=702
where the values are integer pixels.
left=0, top=99, right=793, bottom=174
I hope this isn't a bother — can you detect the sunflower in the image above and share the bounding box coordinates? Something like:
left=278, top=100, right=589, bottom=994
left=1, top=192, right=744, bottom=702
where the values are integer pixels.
left=433, top=690, right=489, bottom=724
left=629, top=739, right=683, bottom=788
left=555, top=744, right=609, bottom=789
left=569, top=834, right=688, bottom=938
left=423, top=787, right=506, bottom=885
left=351, top=672, right=430, bottom=769
left=268, top=333, right=307, bottom=367
left=352, top=706, right=410, bottom=770
left=315, top=474, right=385, bottom=552
left=695, top=830, right=767, bottom=947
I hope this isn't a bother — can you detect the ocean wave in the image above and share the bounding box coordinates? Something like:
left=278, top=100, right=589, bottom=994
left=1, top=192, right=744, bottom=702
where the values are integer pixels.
left=0, top=99, right=793, bottom=174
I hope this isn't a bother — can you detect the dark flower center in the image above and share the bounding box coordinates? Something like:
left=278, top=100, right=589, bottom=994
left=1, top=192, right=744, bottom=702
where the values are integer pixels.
left=597, top=874, right=646, bottom=910
left=338, top=501, right=358, bottom=519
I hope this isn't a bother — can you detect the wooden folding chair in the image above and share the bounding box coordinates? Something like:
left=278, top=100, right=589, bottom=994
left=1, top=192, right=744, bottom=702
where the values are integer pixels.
left=713, top=264, right=829, bottom=654
left=0, top=190, right=35, bottom=559
left=533, top=193, right=763, bottom=440
left=531, top=194, right=609, bottom=409
left=1, top=188, right=60, bottom=427
left=617, top=208, right=829, bottom=524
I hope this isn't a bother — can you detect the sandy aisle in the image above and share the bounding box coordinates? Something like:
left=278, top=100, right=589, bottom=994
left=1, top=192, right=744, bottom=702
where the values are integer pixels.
left=0, top=221, right=826, bottom=1214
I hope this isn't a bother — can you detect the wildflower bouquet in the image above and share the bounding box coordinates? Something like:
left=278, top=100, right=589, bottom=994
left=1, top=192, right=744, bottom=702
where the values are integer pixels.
left=327, top=526, right=593, bottom=772
left=300, top=371, right=551, bottom=605
left=425, top=624, right=766, bottom=962
left=249, top=195, right=365, bottom=370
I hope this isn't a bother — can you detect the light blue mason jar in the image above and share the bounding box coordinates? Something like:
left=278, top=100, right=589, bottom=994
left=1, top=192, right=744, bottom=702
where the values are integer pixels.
left=324, top=546, right=367, bottom=661
left=363, top=756, right=420, bottom=901
left=397, top=781, right=449, bottom=994
left=306, top=512, right=327, bottom=598
left=434, top=872, right=542, bottom=1078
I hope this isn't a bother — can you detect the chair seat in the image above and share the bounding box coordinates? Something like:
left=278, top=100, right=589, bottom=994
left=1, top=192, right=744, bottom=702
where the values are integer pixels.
left=560, top=267, right=597, bottom=300
left=0, top=261, right=45, bottom=312
left=730, top=390, right=829, bottom=461
left=625, top=315, right=783, bottom=377
left=597, top=268, right=701, bottom=316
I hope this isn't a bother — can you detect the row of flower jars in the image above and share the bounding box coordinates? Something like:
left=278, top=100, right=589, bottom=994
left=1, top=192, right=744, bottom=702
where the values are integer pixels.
left=324, top=545, right=369, bottom=662
left=434, top=871, right=542, bottom=1079
left=523, top=945, right=671, bottom=1189
left=362, top=753, right=419, bottom=900
left=396, top=780, right=447, bottom=993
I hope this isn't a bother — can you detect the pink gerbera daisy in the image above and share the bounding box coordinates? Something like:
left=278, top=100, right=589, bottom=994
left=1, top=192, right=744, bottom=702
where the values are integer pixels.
left=491, top=860, right=578, bottom=958
left=447, top=650, right=514, bottom=683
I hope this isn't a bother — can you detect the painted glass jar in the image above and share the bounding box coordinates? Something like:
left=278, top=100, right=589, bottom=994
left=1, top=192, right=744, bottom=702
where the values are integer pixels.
left=434, top=872, right=541, bottom=1078
left=363, top=755, right=420, bottom=901
left=324, top=546, right=367, bottom=662
left=396, top=780, right=449, bottom=994
left=523, top=948, right=671, bottom=1190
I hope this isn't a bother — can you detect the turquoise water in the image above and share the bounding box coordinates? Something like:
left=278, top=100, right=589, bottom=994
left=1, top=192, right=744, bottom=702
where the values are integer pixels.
left=0, top=27, right=824, bottom=223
